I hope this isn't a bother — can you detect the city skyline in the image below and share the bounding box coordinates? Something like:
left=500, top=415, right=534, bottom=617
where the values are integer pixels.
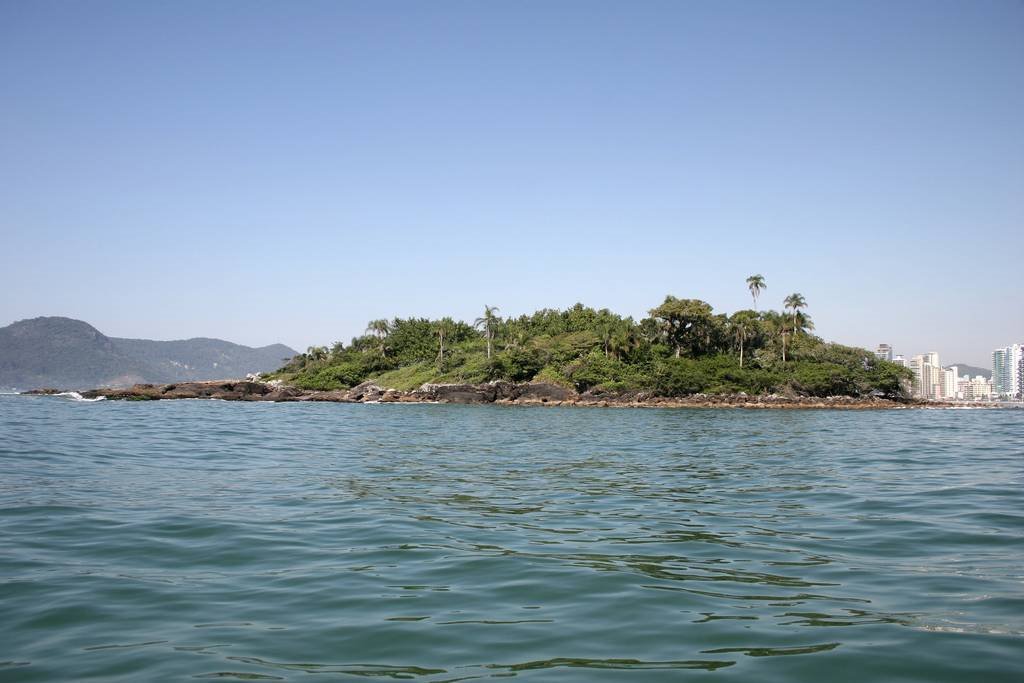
left=885, top=341, right=1023, bottom=401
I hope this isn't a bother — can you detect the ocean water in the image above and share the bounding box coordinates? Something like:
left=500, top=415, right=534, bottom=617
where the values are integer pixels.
left=1, top=396, right=1022, bottom=682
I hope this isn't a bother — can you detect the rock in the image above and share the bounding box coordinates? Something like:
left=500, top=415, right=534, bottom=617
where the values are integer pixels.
left=423, top=383, right=498, bottom=403
left=344, top=381, right=387, bottom=402
left=47, top=376, right=937, bottom=411
left=264, top=387, right=303, bottom=401
left=514, top=382, right=577, bottom=403
left=302, top=390, right=354, bottom=402
left=490, top=380, right=518, bottom=401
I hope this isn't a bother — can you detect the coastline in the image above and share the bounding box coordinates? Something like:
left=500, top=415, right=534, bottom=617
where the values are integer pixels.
left=20, top=379, right=985, bottom=409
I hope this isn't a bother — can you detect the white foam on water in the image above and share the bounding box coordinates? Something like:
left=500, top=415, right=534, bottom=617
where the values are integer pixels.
left=55, top=392, right=106, bottom=402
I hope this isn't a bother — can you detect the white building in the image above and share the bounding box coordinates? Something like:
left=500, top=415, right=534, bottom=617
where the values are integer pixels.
left=942, top=366, right=959, bottom=400
left=1020, top=355, right=1024, bottom=399
left=910, top=352, right=942, bottom=399
left=875, top=344, right=893, bottom=362
left=993, top=344, right=1022, bottom=399
left=959, top=375, right=994, bottom=401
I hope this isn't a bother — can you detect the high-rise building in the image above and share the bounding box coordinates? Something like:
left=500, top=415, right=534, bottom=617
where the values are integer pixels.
left=960, top=375, right=994, bottom=401
left=1019, top=355, right=1024, bottom=400
left=1012, top=348, right=1021, bottom=399
left=910, top=352, right=942, bottom=399
left=993, top=348, right=1009, bottom=394
left=875, top=344, right=893, bottom=362
left=942, top=366, right=959, bottom=400
left=957, top=376, right=971, bottom=399
left=892, top=355, right=907, bottom=368
left=993, top=344, right=1023, bottom=399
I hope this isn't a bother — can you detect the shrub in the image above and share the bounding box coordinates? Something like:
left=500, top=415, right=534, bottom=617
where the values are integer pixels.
left=654, top=358, right=711, bottom=396
left=566, top=351, right=646, bottom=392
left=787, top=362, right=857, bottom=397
left=489, top=347, right=544, bottom=382
left=293, top=362, right=367, bottom=390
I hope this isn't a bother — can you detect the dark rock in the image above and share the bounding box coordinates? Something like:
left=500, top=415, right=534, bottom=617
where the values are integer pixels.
left=52, top=376, right=952, bottom=410
left=424, top=383, right=498, bottom=403
left=490, top=381, right=518, bottom=401
left=515, top=382, right=577, bottom=403
left=344, top=381, right=388, bottom=402
left=264, top=387, right=304, bottom=401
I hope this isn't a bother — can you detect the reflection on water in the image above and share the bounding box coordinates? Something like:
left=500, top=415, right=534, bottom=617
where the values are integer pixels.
left=1, top=397, right=1023, bottom=682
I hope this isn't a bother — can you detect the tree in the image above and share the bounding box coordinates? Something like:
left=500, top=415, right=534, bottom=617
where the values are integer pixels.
left=433, top=317, right=456, bottom=369
left=610, top=325, right=640, bottom=361
left=474, top=305, right=500, bottom=359
left=758, top=311, right=789, bottom=363
left=793, top=310, right=814, bottom=337
left=365, top=319, right=391, bottom=357
left=649, top=296, right=715, bottom=358
left=783, top=293, right=807, bottom=330
left=730, top=310, right=759, bottom=368
left=746, top=274, right=766, bottom=311
left=598, top=321, right=616, bottom=359
left=306, top=345, right=328, bottom=363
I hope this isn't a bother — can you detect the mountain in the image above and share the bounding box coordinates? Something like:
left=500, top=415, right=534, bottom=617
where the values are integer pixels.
left=0, top=317, right=297, bottom=390
left=949, top=363, right=991, bottom=380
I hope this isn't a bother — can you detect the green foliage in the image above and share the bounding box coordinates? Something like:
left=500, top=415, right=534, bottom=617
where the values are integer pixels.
left=488, top=347, right=545, bottom=382
left=372, top=362, right=442, bottom=392
left=654, top=358, right=711, bottom=396
left=268, top=294, right=908, bottom=399
left=870, top=361, right=914, bottom=399
left=292, top=361, right=367, bottom=390
left=648, top=297, right=720, bottom=358
left=533, top=365, right=574, bottom=388
left=787, top=362, right=857, bottom=397
left=564, top=350, right=646, bottom=392
left=652, top=356, right=779, bottom=396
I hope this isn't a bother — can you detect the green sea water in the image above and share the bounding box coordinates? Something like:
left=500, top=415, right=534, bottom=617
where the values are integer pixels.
left=1, top=396, right=1022, bottom=681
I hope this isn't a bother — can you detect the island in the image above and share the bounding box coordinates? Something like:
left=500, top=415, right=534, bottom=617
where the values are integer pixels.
left=26, top=287, right=947, bottom=408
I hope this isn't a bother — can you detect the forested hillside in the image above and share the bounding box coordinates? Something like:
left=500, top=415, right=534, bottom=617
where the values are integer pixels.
left=268, top=286, right=911, bottom=399
left=0, top=317, right=296, bottom=389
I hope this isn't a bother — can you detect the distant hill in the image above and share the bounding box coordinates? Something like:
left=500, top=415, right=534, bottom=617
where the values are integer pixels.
left=0, top=317, right=297, bottom=390
left=949, top=363, right=990, bottom=379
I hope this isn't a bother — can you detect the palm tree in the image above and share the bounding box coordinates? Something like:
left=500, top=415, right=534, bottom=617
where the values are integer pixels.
left=760, top=311, right=789, bottom=363
left=434, top=317, right=455, bottom=369
left=306, top=345, right=328, bottom=363
left=730, top=311, right=758, bottom=368
left=746, top=274, right=766, bottom=311
left=598, top=321, right=615, bottom=359
left=793, top=310, right=814, bottom=337
left=474, top=305, right=500, bottom=359
left=783, top=293, right=807, bottom=330
left=366, top=319, right=391, bottom=357
left=610, top=327, right=639, bottom=361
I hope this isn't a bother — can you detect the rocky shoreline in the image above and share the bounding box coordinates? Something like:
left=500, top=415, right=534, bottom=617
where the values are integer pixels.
left=22, top=379, right=964, bottom=409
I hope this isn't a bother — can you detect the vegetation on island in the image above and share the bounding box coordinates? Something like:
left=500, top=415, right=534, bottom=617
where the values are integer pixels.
left=266, top=278, right=912, bottom=399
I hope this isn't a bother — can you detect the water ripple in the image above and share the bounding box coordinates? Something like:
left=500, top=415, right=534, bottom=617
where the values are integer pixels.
left=1, top=397, right=1023, bottom=681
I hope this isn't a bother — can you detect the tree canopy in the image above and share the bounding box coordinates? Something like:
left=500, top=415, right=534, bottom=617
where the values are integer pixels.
left=266, top=291, right=911, bottom=399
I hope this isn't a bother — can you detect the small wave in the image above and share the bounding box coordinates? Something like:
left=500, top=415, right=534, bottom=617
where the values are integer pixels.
left=55, top=392, right=106, bottom=403
left=941, top=405, right=995, bottom=410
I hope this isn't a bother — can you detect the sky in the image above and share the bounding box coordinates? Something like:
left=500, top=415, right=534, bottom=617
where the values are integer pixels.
left=1, top=1, right=1021, bottom=367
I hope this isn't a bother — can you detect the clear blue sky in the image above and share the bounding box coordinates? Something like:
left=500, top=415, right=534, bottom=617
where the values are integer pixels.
left=2, top=1, right=1021, bottom=366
